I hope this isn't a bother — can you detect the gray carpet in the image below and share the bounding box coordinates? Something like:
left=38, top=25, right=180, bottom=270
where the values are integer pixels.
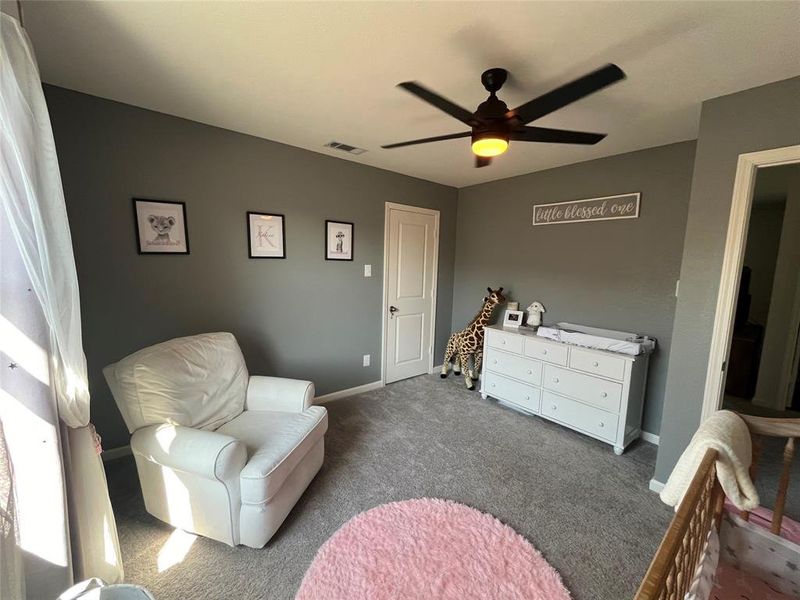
left=105, top=373, right=673, bottom=600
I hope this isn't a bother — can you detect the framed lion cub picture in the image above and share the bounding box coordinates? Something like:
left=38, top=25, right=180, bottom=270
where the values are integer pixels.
left=133, top=198, right=189, bottom=254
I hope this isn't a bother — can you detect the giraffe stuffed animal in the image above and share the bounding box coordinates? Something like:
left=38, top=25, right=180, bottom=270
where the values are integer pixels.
left=441, top=287, right=506, bottom=389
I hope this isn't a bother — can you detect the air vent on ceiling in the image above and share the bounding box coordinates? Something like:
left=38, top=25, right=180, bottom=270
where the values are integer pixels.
left=325, top=141, right=367, bottom=155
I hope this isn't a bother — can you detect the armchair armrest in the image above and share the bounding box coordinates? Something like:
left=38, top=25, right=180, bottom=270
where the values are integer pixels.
left=131, top=423, right=247, bottom=481
left=245, top=376, right=315, bottom=412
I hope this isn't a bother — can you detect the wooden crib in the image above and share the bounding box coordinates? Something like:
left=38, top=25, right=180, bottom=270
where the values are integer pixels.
left=635, top=414, right=800, bottom=600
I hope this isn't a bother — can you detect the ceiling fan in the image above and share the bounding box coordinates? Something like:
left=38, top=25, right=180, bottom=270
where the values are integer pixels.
left=382, top=64, right=626, bottom=167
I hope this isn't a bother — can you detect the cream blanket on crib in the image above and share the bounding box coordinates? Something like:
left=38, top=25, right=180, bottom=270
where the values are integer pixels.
left=660, top=410, right=759, bottom=511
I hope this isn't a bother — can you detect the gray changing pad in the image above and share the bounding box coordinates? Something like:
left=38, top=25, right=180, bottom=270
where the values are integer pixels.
left=536, top=322, right=656, bottom=356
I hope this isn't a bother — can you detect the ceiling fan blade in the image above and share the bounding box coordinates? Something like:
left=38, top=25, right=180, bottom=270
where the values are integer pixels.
left=381, top=131, right=471, bottom=149
left=475, top=156, right=492, bottom=168
left=398, top=82, right=477, bottom=125
left=510, top=126, right=607, bottom=145
left=507, top=64, right=625, bottom=125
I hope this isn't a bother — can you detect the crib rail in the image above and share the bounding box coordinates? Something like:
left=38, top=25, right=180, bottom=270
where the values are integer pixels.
left=634, top=448, right=725, bottom=600
left=738, top=414, right=800, bottom=537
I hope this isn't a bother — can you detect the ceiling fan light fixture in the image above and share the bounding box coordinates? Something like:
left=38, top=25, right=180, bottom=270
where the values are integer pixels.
left=471, top=133, right=508, bottom=157
left=384, top=63, right=624, bottom=167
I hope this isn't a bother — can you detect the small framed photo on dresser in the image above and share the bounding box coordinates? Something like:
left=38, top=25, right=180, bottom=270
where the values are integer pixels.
left=503, top=309, right=524, bottom=328
left=325, top=220, right=354, bottom=261
left=247, top=212, right=286, bottom=259
left=133, top=198, right=189, bottom=254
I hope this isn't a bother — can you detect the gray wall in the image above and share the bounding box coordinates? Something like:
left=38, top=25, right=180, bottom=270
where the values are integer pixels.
left=453, top=141, right=697, bottom=434
left=45, top=85, right=458, bottom=450
left=743, top=201, right=784, bottom=326
left=654, top=76, right=800, bottom=482
left=754, top=167, right=800, bottom=410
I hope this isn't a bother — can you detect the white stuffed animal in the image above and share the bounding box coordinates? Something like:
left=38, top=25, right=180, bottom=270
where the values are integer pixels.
left=526, top=301, right=545, bottom=327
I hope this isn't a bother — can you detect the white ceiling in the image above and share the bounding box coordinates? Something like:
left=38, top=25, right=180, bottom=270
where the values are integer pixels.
left=21, top=1, right=800, bottom=188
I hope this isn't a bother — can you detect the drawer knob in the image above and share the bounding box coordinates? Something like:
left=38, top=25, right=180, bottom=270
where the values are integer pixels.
left=592, top=361, right=599, bottom=367
left=491, top=383, right=496, bottom=388
left=542, top=349, right=548, bottom=355
left=552, top=405, right=557, bottom=410
left=493, top=359, right=497, bottom=364
left=552, top=377, right=559, bottom=383
left=526, top=369, right=532, bottom=374
left=599, top=422, right=604, bottom=428
left=501, top=340, right=506, bottom=345
left=600, top=392, right=608, bottom=398
left=525, top=395, right=530, bottom=401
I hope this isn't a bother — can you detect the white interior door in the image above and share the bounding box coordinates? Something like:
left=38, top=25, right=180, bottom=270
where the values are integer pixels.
left=384, top=204, right=438, bottom=384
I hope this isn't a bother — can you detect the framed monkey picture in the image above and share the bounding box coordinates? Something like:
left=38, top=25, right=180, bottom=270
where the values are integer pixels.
left=133, top=198, right=189, bottom=254
left=325, top=220, right=354, bottom=261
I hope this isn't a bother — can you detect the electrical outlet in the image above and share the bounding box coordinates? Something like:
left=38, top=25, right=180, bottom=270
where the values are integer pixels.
left=363, top=354, right=371, bottom=367
left=364, top=264, right=372, bottom=277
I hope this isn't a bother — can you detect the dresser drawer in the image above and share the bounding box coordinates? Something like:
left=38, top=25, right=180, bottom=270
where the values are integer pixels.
left=569, top=347, right=626, bottom=380
left=486, top=330, right=523, bottom=354
left=542, top=365, right=622, bottom=413
left=541, top=391, right=618, bottom=443
left=483, top=373, right=541, bottom=414
left=524, top=337, right=568, bottom=366
left=486, top=351, right=542, bottom=386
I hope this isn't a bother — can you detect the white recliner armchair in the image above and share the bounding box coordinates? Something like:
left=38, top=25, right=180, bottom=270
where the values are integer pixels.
left=103, top=332, right=327, bottom=548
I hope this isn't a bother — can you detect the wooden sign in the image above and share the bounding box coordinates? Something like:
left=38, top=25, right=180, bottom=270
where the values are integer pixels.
left=533, top=192, right=640, bottom=226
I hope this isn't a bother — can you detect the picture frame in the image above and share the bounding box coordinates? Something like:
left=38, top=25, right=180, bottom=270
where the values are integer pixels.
left=325, top=220, right=354, bottom=261
left=247, top=211, right=286, bottom=259
left=133, top=198, right=189, bottom=254
left=503, top=309, right=524, bottom=328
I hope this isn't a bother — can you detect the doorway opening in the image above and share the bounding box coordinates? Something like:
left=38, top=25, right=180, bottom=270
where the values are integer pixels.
left=701, top=145, right=800, bottom=422
left=722, top=163, right=800, bottom=418
left=700, top=145, right=800, bottom=522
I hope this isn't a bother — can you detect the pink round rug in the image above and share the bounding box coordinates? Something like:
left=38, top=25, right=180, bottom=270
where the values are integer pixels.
left=295, top=498, right=570, bottom=600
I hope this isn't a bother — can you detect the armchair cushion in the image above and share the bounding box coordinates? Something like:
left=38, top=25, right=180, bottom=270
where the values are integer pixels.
left=104, top=332, right=248, bottom=433
left=131, top=423, right=247, bottom=482
left=245, top=376, right=315, bottom=412
left=216, top=406, right=328, bottom=504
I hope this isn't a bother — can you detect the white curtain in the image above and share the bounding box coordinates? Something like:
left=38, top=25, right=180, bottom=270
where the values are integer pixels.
left=0, top=420, right=24, bottom=600
left=0, top=13, right=89, bottom=428
left=0, top=13, right=123, bottom=586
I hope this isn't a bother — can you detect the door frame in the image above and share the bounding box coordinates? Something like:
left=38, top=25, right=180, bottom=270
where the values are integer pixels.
left=381, top=202, right=440, bottom=385
left=700, top=144, right=800, bottom=422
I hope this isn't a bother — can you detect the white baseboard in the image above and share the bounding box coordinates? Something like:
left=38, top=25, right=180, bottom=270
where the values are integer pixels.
left=431, top=364, right=444, bottom=374
left=102, top=444, right=132, bottom=462
left=314, top=380, right=383, bottom=404
left=640, top=431, right=660, bottom=446
left=649, top=478, right=665, bottom=493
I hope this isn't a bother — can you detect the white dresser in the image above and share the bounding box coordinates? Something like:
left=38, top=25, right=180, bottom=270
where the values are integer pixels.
left=480, top=325, right=649, bottom=455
